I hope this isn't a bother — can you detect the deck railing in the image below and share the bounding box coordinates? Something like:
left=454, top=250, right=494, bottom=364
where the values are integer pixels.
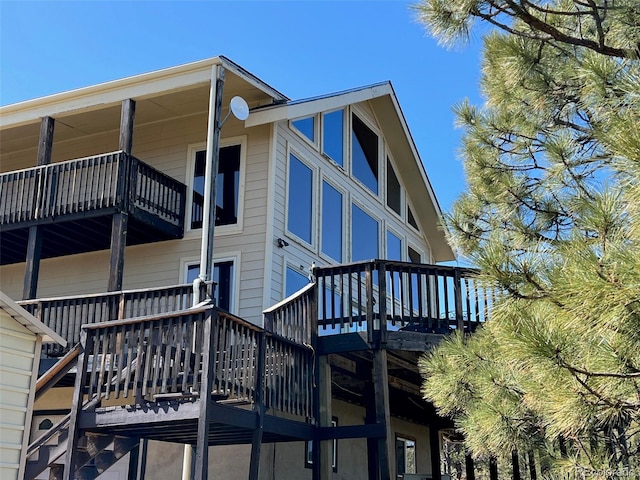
left=76, top=306, right=313, bottom=419
left=313, top=260, right=492, bottom=341
left=0, top=151, right=185, bottom=230
left=18, top=283, right=210, bottom=357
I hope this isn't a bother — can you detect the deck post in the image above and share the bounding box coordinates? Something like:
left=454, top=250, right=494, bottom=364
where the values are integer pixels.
left=365, top=381, right=379, bottom=480
left=194, top=310, right=217, bottom=480
left=248, top=331, right=266, bottom=480
left=429, top=425, right=442, bottom=480
left=312, top=354, right=332, bottom=480
left=512, top=450, right=521, bottom=480
left=372, top=348, right=392, bottom=480
left=465, top=453, right=475, bottom=480
left=489, top=455, right=499, bottom=480
left=454, top=268, right=465, bottom=332
left=23, top=116, right=54, bottom=300
left=63, top=329, right=91, bottom=480
left=108, top=99, right=136, bottom=292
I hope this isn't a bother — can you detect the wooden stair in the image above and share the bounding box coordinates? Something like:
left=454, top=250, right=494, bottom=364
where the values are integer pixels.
left=26, top=422, right=138, bottom=480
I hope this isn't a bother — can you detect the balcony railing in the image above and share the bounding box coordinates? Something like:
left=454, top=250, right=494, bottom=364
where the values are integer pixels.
left=0, top=151, right=185, bottom=232
left=18, top=283, right=210, bottom=357
left=313, top=260, right=492, bottom=342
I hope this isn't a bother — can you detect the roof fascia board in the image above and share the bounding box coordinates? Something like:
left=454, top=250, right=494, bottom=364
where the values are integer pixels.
left=245, top=83, right=393, bottom=127
left=218, top=56, right=288, bottom=103
left=0, top=67, right=214, bottom=129
left=0, top=291, right=66, bottom=345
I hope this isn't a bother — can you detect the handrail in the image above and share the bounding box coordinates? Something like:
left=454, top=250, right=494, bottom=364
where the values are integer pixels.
left=35, top=344, right=81, bottom=401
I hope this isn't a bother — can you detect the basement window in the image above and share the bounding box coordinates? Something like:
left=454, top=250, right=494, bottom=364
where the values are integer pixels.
left=396, top=436, right=417, bottom=478
left=352, top=114, right=379, bottom=195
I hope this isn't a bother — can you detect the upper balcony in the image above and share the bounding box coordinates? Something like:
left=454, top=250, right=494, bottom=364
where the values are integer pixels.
left=0, top=151, right=186, bottom=265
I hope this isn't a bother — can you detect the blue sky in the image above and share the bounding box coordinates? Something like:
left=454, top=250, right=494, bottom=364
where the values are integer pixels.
left=0, top=0, right=484, bottom=214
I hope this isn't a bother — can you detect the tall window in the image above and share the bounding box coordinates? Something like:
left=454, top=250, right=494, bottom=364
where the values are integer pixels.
left=352, top=114, right=379, bottom=195
left=186, top=260, right=235, bottom=313
left=191, top=145, right=241, bottom=230
left=321, top=181, right=342, bottom=262
left=387, top=158, right=402, bottom=216
left=351, top=204, right=378, bottom=261
left=396, top=436, right=416, bottom=478
left=287, top=153, right=314, bottom=244
left=322, top=109, right=344, bottom=167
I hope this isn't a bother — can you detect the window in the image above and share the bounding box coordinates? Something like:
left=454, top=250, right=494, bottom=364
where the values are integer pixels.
left=190, top=144, right=242, bottom=230
left=287, top=153, right=314, bottom=244
left=407, top=204, right=419, bottom=231
left=292, top=117, right=315, bottom=143
left=286, top=266, right=310, bottom=297
left=186, top=260, right=235, bottom=313
left=396, top=436, right=416, bottom=478
left=322, top=109, right=344, bottom=167
left=305, top=417, right=338, bottom=472
left=351, top=204, right=379, bottom=261
left=387, top=158, right=402, bottom=216
left=387, top=231, right=402, bottom=261
left=351, top=114, right=379, bottom=195
left=321, top=181, right=343, bottom=262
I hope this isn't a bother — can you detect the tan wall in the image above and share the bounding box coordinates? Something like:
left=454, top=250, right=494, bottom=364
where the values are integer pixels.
left=0, top=311, right=38, bottom=480
left=0, top=113, right=272, bottom=326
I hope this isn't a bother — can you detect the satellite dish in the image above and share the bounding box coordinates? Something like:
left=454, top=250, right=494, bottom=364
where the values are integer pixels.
left=229, top=96, right=249, bottom=121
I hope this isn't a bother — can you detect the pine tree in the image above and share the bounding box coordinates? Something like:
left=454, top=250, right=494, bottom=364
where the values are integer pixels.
left=414, top=1, right=640, bottom=476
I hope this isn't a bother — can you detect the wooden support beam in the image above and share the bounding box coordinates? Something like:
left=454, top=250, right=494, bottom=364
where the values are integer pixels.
left=512, top=450, right=521, bottom=480
left=365, top=381, right=379, bottom=480
left=128, top=438, right=147, bottom=480
left=489, top=456, right=499, bottom=480
left=312, top=355, right=332, bottom=480
left=248, top=332, right=266, bottom=480
left=465, top=453, right=475, bottom=480
left=63, top=330, right=91, bottom=480
left=108, top=212, right=128, bottom=292
left=119, top=99, right=136, bottom=154
left=527, top=451, right=537, bottom=480
left=372, top=349, right=392, bottom=480
left=429, top=426, right=442, bottom=480
left=23, top=116, right=55, bottom=300
left=194, top=312, right=217, bottom=480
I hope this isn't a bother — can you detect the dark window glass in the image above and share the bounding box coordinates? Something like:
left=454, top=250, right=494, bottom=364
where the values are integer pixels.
left=322, top=110, right=343, bottom=167
left=292, top=117, right=315, bottom=143
left=186, top=261, right=234, bottom=312
left=407, top=204, right=419, bottom=231
left=351, top=204, right=378, bottom=261
left=386, top=158, right=401, bottom=215
left=351, top=114, right=378, bottom=194
left=191, top=145, right=241, bottom=230
left=39, top=419, right=54, bottom=430
left=321, top=182, right=342, bottom=261
left=408, top=246, right=421, bottom=264
left=286, top=266, right=309, bottom=297
left=287, top=154, right=313, bottom=243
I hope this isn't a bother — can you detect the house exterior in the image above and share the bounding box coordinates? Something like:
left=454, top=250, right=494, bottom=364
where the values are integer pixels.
left=0, top=57, right=490, bottom=480
left=0, top=291, right=65, bottom=480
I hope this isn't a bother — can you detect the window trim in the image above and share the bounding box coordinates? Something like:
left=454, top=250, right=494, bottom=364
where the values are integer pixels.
left=185, top=136, right=247, bottom=235
left=319, top=176, right=346, bottom=264
left=180, top=252, right=241, bottom=314
left=285, top=146, right=317, bottom=249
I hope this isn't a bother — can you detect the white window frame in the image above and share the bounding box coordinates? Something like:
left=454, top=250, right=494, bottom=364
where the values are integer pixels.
left=185, top=136, right=247, bottom=236
left=319, top=176, right=346, bottom=264
left=285, top=146, right=317, bottom=250
left=180, top=252, right=241, bottom=315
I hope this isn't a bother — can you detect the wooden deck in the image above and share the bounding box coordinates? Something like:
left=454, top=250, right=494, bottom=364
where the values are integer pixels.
left=0, top=151, right=186, bottom=265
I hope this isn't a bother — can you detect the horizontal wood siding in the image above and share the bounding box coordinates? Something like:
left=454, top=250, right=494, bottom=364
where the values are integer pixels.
left=0, top=312, right=36, bottom=480
left=0, top=115, right=271, bottom=326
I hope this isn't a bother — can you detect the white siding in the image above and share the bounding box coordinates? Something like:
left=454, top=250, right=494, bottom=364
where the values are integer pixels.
left=0, top=311, right=37, bottom=480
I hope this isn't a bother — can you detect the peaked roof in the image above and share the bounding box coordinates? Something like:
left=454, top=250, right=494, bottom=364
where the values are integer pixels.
left=247, top=82, right=455, bottom=262
left=0, top=291, right=66, bottom=345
